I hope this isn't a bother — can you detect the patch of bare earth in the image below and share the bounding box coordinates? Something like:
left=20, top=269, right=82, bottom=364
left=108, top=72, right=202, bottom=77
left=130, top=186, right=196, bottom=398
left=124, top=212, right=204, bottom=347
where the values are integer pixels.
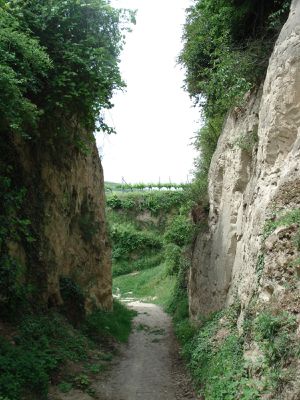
left=50, top=301, right=198, bottom=400
left=95, top=301, right=198, bottom=400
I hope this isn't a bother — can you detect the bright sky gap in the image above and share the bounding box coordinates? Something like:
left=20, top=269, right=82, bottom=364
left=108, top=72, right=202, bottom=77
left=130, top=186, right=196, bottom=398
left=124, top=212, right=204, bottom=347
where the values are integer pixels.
left=96, top=0, right=201, bottom=184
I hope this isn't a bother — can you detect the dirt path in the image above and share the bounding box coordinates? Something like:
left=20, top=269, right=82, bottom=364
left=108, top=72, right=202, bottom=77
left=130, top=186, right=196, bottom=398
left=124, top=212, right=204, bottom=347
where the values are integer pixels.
left=94, top=301, right=197, bottom=400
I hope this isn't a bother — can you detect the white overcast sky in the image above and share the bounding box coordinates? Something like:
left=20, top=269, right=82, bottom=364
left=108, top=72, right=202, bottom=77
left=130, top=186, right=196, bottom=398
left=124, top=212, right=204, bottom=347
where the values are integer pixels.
left=96, top=0, right=201, bottom=184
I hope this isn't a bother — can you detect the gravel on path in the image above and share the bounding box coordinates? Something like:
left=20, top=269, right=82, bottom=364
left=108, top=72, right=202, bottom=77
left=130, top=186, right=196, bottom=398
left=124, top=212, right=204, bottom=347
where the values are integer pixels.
left=94, top=301, right=198, bottom=400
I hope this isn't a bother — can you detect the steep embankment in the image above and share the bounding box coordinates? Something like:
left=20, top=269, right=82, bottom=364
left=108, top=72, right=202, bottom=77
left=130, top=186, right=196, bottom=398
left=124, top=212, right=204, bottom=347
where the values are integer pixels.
left=106, top=188, right=192, bottom=280
left=190, top=0, right=300, bottom=319
left=187, top=1, right=300, bottom=398
left=0, top=2, right=133, bottom=399
left=10, top=138, right=112, bottom=313
left=0, top=0, right=128, bottom=317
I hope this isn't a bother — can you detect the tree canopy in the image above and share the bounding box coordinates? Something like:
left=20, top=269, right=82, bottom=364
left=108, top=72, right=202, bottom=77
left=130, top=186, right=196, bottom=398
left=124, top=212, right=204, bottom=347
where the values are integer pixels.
left=0, top=0, right=134, bottom=318
left=0, top=0, right=134, bottom=141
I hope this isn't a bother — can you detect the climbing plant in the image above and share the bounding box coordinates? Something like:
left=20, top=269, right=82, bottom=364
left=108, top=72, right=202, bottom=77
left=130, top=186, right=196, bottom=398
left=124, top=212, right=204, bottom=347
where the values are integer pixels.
left=0, top=0, right=134, bottom=317
left=180, top=0, right=291, bottom=202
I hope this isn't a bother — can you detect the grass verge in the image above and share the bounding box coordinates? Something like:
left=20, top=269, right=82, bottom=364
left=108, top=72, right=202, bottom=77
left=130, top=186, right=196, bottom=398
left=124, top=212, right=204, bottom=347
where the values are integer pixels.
left=113, top=263, right=176, bottom=308
left=0, top=300, right=136, bottom=400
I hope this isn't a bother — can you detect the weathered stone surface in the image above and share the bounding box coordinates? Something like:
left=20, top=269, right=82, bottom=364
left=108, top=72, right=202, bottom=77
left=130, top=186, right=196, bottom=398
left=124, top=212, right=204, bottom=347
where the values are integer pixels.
left=11, top=139, right=112, bottom=313
left=189, top=0, right=300, bottom=319
left=41, top=144, right=112, bottom=312
left=190, top=5, right=300, bottom=396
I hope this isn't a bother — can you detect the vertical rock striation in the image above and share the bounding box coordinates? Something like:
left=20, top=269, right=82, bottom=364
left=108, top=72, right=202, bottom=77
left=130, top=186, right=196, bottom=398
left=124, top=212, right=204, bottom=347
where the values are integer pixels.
left=10, top=138, right=112, bottom=314
left=189, top=0, right=300, bottom=319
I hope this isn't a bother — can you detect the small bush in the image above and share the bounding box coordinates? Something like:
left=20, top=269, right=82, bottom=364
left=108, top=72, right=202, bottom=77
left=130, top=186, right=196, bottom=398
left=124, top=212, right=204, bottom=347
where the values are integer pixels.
left=254, top=312, right=297, bottom=364
left=58, top=381, right=72, bottom=393
left=164, top=215, right=195, bottom=247
left=0, top=313, right=88, bottom=399
left=164, top=243, right=182, bottom=275
left=111, top=223, right=162, bottom=260
left=233, top=129, right=258, bottom=154
left=175, top=319, right=196, bottom=344
left=82, top=300, right=137, bottom=343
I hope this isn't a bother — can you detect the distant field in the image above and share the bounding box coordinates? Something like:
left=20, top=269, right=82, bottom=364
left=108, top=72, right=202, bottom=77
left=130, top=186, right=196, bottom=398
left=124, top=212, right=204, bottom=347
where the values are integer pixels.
left=105, top=182, right=188, bottom=192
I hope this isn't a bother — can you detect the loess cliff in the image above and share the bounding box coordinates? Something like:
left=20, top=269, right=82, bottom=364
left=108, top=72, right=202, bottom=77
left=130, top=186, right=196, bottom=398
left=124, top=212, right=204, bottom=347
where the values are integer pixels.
left=189, top=1, right=300, bottom=397
left=190, top=0, right=300, bottom=319
left=9, top=137, right=112, bottom=314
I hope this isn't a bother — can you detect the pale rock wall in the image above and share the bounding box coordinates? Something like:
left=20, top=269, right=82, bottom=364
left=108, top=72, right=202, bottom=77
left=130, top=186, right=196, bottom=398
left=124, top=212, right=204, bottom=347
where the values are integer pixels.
left=189, top=0, right=300, bottom=319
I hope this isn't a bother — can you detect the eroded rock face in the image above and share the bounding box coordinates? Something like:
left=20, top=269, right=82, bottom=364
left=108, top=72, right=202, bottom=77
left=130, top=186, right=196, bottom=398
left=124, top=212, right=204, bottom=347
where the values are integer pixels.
left=189, top=0, right=300, bottom=319
left=11, top=139, right=112, bottom=313
left=41, top=144, right=112, bottom=312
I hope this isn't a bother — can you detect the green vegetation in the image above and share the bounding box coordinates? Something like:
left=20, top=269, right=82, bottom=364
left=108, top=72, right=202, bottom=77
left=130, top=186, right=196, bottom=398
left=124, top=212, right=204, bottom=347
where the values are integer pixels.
left=1, top=0, right=134, bottom=139
left=172, top=305, right=298, bottom=399
left=106, top=188, right=194, bottom=279
left=172, top=305, right=247, bottom=399
left=164, top=215, right=195, bottom=247
left=0, top=0, right=134, bottom=318
left=253, top=312, right=297, bottom=365
left=114, top=263, right=176, bottom=308
left=264, top=208, right=300, bottom=238
left=180, top=0, right=291, bottom=202
left=0, top=300, right=135, bottom=399
left=233, top=128, right=259, bottom=154
left=113, top=253, right=164, bottom=277
left=107, top=190, right=187, bottom=213
left=111, top=223, right=163, bottom=261
left=83, top=300, right=137, bottom=343
left=105, top=182, right=188, bottom=192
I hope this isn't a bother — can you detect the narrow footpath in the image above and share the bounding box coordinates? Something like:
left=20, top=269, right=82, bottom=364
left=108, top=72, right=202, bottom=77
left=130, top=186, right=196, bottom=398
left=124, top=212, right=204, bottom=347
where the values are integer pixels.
left=95, top=301, right=197, bottom=400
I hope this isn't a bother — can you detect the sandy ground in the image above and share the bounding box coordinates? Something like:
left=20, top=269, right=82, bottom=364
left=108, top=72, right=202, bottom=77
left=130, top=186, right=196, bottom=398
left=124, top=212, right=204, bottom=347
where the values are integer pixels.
left=94, top=301, right=198, bottom=400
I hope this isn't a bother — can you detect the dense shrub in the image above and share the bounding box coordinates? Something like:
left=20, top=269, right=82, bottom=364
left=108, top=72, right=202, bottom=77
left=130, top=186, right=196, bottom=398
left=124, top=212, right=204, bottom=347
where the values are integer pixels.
left=82, top=300, right=137, bottom=343
left=3, top=0, right=134, bottom=140
left=106, top=191, right=187, bottom=213
left=164, top=215, right=195, bottom=247
left=111, top=223, right=162, bottom=261
left=164, top=243, right=182, bottom=275
left=0, top=300, right=136, bottom=399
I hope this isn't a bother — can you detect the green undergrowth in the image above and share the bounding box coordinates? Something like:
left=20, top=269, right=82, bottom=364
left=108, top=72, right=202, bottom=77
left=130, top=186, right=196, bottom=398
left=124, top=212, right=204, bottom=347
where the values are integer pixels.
left=113, top=253, right=164, bottom=277
left=107, top=188, right=195, bottom=279
left=106, top=190, right=187, bottom=213
left=111, top=223, right=163, bottom=262
left=113, top=263, right=176, bottom=308
left=0, top=300, right=136, bottom=400
left=83, top=300, right=137, bottom=344
left=180, top=0, right=291, bottom=204
left=264, top=208, right=300, bottom=239
left=172, top=302, right=298, bottom=399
